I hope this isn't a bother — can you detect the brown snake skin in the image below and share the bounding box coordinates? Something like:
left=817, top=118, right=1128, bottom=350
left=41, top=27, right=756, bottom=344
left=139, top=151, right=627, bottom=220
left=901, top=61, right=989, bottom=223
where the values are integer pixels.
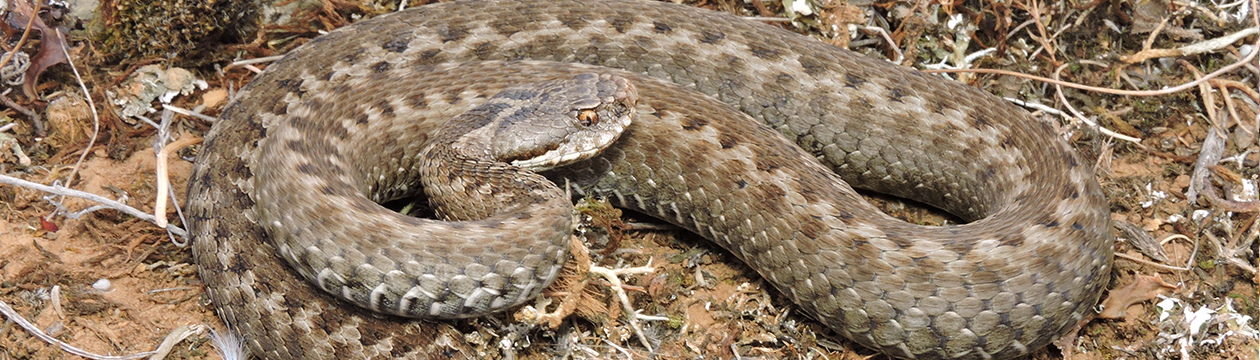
left=186, top=1, right=1115, bottom=359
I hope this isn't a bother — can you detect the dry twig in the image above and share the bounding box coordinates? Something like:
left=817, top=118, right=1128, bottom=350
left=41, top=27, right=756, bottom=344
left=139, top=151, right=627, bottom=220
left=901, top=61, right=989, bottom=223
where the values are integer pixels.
left=154, top=137, right=202, bottom=228
left=589, top=260, right=657, bottom=352
left=0, top=174, right=189, bottom=238
left=0, top=298, right=157, bottom=359
left=56, top=28, right=99, bottom=192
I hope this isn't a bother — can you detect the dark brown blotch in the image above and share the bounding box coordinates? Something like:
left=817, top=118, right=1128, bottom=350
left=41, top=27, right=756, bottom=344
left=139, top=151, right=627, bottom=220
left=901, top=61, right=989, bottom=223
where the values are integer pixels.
left=798, top=217, right=827, bottom=239
left=473, top=41, right=498, bottom=60
left=371, top=61, right=391, bottom=73
left=681, top=116, right=708, bottom=131
left=374, top=99, right=395, bottom=118
left=277, top=78, right=304, bottom=95
left=999, top=134, right=1016, bottom=150
left=746, top=43, right=781, bottom=60
left=407, top=95, right=428, bottom=109
left=608, top=15, right=633, bottom=33
left=889, top=87, right=907, bottom=103
left=697, top=29, right=725, bottom=45
left=285, top=115, right=305, bottom=128
left=342, top=48, right=365, bottom=63
left=754, top=183, right=787, bottom=201
left=352, top=200, right=373, bottom=213
left=843, top=73, right=865, bottom=89
left=718, top=132, right=738, bottom=149
left=520, top=35, right=566, bottom=57
left=285, top=139, right=304, bottom=151
left=438, top=24, right=470, bottom=43
left=266, top=100, right=289, bottom=116
left=556, top=12, right=588, bottom=31
left=753, top=153, right=783, bottom=172
left=296, top=163, right=316, bottom=174
left=999, top=233, right=1025, bottom=246
left=846, top=97, right=874, bottom=113
left=489, top=18, right=522, bottom=37
left=327, top=119, right=352, bottom=139
left=973, top=114, right=991, bottom=128
left=797, top=56, right=826, bottom=76
left=443, top=91, right=462, bottom=106
left=942, top=233, right=975, bottom=254
left=382, top=38, right=408, bottom=53
left=418, top=49, right=441, bottom=61
left=652, top=21, right=672, bottom=34
left=927, top=97, right=948, bottom=115
left=1062, top=152, right=1079, bottom=168
left=319, top=185, right=341, bottom=196
left=775, top=72, right=795, bottom=84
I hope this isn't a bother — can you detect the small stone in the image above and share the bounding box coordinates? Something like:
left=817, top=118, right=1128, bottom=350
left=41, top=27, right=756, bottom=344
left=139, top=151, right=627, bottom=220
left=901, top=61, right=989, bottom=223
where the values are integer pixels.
left=92, top=279, right=111, bottom=291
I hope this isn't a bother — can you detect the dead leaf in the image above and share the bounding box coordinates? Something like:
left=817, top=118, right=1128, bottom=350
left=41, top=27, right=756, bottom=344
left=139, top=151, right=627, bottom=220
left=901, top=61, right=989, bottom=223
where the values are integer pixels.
left=1098, top=274, right=1180, bottom=319
left=40, top=213, right=58, bottom=232
left=22, top=25, right=69, bottom=98
left=1, top=0, right=71, bottom=98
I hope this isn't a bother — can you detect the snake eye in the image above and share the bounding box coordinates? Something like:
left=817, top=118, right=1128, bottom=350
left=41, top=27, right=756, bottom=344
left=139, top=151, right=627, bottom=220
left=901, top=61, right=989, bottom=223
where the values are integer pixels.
left=578, top=110, right=599, bottom=126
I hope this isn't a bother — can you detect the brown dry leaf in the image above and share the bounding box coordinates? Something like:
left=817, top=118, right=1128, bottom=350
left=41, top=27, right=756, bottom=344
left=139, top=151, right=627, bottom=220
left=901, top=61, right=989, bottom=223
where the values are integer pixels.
left=1098, top=274, right=1180, bottom=319
left=201, top=88, right=228, bottom=109
left=21, top=25, right=68, bottom=98
left=1, top=0, right=70, bottom=98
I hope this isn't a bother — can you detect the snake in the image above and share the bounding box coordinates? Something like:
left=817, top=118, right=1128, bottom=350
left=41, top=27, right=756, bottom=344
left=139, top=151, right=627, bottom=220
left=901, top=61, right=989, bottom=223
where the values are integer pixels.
left=184, top=1, right=1115, bottom=359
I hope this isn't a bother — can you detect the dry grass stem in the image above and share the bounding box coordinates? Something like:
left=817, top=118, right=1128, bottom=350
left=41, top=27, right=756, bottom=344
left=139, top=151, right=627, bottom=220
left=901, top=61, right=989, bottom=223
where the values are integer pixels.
left=0, top=0, right=40, bottom=72
left=161, top=104, right=218, bottom=123
left=0, top=174, right=189, bottom=238
left=924, top=29, right=1260, bottom=97
left=155, top=137, right=203, bottom=228
left=57, top=28, right=99, bottom=193
left=1051, top=62, right=1144, bottom=144
left=224, top=55, right=284, bottom=71
left=589, top=260, right=657, bottom=353
left=0, top=298, right=158, bottom=359
left=1114, top=234, right=1199, bottom=272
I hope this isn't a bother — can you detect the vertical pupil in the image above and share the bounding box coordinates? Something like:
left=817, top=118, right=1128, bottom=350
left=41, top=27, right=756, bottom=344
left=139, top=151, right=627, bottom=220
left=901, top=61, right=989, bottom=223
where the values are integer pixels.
left=580, top=110, right=598, bottom=126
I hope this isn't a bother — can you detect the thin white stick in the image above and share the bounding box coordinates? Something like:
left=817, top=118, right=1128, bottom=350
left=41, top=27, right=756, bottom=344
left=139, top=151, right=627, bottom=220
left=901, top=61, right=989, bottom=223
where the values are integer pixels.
left=160, top=104, right=218, bottom=123
left=0, top=174, right=188, bottom=238
left=154, top=137, right=202, bottom=228
left=0, top=298, right=156, bottom=360
left=589, top=260, right=657, bottom=352
left=1052, top=62, right=1144, bottom=145
left=56, top=28, right=99, bottom=191
left=224, top=55, right=285, bottom=70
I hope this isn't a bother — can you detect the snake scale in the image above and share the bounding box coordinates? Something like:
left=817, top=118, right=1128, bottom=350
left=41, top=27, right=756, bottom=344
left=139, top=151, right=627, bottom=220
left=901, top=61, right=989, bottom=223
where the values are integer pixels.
left=185, top=0, right=1115, bottom=359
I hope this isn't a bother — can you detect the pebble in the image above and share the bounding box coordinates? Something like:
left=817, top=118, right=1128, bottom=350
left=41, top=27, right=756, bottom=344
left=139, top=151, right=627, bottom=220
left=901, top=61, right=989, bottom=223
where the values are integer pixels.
left=92, top=278, right=111, bottom=291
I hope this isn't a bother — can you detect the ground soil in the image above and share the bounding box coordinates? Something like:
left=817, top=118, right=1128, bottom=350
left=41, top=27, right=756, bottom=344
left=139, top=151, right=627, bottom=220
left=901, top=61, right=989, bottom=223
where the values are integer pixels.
left=1, top=0, right=1256, bottom=359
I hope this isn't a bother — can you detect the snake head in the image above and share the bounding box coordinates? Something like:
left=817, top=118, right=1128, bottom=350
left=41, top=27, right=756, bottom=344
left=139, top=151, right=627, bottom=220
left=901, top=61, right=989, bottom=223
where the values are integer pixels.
left=451, top=72, right=638, bottom=172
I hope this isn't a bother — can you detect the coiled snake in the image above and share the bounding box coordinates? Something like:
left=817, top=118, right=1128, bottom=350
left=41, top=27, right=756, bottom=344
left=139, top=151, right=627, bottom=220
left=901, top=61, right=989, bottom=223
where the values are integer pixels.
left=186, top=1, right=1114, bottom=359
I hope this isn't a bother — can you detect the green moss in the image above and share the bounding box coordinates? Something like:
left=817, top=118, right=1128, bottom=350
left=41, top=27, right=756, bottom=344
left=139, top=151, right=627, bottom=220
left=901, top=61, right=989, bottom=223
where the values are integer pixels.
left=666, top=315, right=685, bottom=330
left=93, top=0, right=257, bottom=64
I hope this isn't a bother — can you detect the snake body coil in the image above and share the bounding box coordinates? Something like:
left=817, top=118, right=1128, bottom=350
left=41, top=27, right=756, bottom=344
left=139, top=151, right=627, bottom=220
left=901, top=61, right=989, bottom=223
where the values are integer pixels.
left=186, top=1, right=1114, bottom=359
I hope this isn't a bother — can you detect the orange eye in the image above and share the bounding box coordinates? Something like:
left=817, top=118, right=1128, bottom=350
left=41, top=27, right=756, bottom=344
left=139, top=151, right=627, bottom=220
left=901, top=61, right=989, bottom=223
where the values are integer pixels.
left=578, top=110, right=599, bottom=126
